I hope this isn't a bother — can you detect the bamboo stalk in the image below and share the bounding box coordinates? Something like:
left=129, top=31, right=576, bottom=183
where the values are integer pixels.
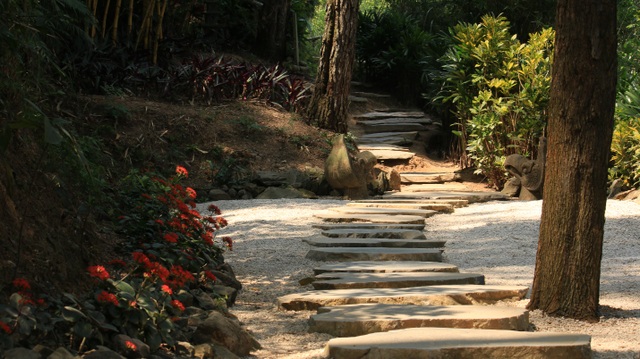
left=101, top=0, right=111, bottom=39
left=128, top=0, right=134, bottom=36
left=135, top=0, right=156, bottom=50
left=153, top=0, right=169, bottom=64
left=112, top=0, right=122, bottom=47
left=90, top=0, right=98, bottom=39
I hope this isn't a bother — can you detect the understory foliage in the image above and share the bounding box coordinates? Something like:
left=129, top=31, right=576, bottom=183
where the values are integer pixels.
left=435, top=15, right=554, bottom=188
left=611, top=0, right=640, bottom=188
left=0, top=166, right=232, bottom=354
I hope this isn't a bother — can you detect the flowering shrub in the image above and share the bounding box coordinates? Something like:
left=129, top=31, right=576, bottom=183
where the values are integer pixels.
left=1, top=165, right=233, bottom=354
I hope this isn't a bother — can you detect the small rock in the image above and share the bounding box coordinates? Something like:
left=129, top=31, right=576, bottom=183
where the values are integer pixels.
left=256, top=186, right=313, bottom=199
left=175, top=341, right=195, bottom=357
left=194, top=290, right=223, bottom=311
left=501, top=177, right=521, bottom=197
left=47, top=347, right=76, bottom=359
left=82, top=347, right=125, bottom=359
left=176, top=289, right=194, bottom=307
left=113, top=334, right=150, bottom=358
left=227, top=188, right=237, bottom=198
left=208, top=189, right=231, bottom=201
left=211, top=285, right=237, bottom=307
left=3, top=347, right=42, bottom=359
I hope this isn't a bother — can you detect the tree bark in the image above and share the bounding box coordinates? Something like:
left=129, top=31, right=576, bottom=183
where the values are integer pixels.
left=306, top=0, right=359, bottom=133
left=527, top=0, right=617, bottom=321
left=254, top=0, right=291, bottom=62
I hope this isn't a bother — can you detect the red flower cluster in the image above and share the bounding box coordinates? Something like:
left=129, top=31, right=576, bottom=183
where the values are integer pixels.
left=204, top=270, right=217, bottom=281
left=163, top=232, right=179, bottom=243
left=171, top=299, right=185, bottom=311
left=0, top=321, right=11, bottom=334
left=161, top=284, right=173, bottom=295
left=97, top=291, right=119, bottom=306
left=12, top=278, right=31, bottom=291
left=175, top=165, right=189, bottom=177
left=87, top=265, right=110, bottom=280
left=167, top=265, right=195, bottom=289
left=125, top=340, right=137, bottom=351
left=186, top=187, right=197, bottom=199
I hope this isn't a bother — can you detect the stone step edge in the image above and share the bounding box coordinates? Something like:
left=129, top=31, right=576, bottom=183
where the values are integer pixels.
left=324, top=327, right=592, bottom=359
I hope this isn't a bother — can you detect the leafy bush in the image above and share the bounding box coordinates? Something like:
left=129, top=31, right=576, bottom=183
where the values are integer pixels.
left=165, top=55, right=310, bottom=111
left=435, top=15, right=554, bottom=188
left=1, top=166, right=232, bottom=354
left=609, top=117, right=640, bottom=188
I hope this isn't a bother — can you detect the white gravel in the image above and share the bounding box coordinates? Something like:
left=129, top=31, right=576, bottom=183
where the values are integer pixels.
left=199, top=198, right=640, bottom=359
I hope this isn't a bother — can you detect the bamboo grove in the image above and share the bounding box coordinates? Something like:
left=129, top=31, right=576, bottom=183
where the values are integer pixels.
left=86, top=0, right=183, bottom=64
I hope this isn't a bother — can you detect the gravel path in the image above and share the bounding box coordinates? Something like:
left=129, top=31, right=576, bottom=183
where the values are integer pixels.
left=199, top=198, right=640, bottom=359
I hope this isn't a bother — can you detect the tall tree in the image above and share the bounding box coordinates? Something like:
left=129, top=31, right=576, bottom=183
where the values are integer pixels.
left=254, top=0, right=291, bottom=61
left=307, top=0, right=359, bottom=133
left=527, top=0, right=617, bottom=321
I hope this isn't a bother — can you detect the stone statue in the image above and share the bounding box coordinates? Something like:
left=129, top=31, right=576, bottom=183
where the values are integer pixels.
left=324, top=134, right=377, bottom=199
left=503, top=137, right=546, bottom=200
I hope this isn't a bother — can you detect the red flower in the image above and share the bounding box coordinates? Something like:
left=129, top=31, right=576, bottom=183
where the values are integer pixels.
left=87, top=266, right=110, bottom=280
left=216, top=217, right=228, bottom=227
left=171, top=299, right=185, bottom=311
left=175, top=165, right=188, bottom=177
left=154, top=219, right=164, bottom=226
left=164, top=232, right=179, bottom=243
left=0, top=321, right=11, bottom=334
left=186, top=187, right=197, bottom=199
left=132, top=252, right=151, bottom=268
left=97, top=291, right=119, bottom=306
left=207, top=204, right=222, bottom=215
left=12, top=278, right=31, bottom=291
left=125, top=340, right=137, bottom=351
left=222, top=236, right=233, bottom=251
left=148, top=262, right=170, bottom=282
left=202, top=231, right=213, bottom=246
left=204, top=271, right=217, bottom=281
left=161, top=284, right=173, bottom=295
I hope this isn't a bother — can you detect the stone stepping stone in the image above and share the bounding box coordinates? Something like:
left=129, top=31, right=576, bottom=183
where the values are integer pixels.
left=278, top=285, right=529, bottom=311
left=356, top=117, right=433, bottom=125
left=347, top=201, right=455, bottom=214
left=361, top=123, right=428, bottom=134
left=353, top=111, right=426, bottom=120
left=358, top=144, right=410, bottom=152
left=303, top=237, right=445, bottom=249
left=313, top=261, right=459, bottom=275
left=306, top=247, right=443, bottom=262
left=359, top=131, right=418, bottom=143
left=327, top=206, right=438, bottom=218
left=311, top=272, right=485, bottom=290
left=355, top=198, right=469, bottom=208
left=313, top=223, right=426, bottom=231
left=309, top=304, right=530, bottom=336
left=402, top=183, right=471, bottom=192
left=383, top=191, right=508, bottom=204
left=400, top=171, right=460, bottom=184
left=314, top=212, right=425, bottom=224
left=324, top=327, right=592, bottom=359
left=366, top=149, right=415, bottom=160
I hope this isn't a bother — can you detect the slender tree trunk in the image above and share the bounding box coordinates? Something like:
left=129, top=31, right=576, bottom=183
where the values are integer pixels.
left=307, top=0, right=359, bottom=133
left=527, top=0, right=617, bottom=321
left=254, top=0, right=291, bottom=62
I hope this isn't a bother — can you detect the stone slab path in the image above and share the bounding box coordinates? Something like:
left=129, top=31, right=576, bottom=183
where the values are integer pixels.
left=314, top=212, right=427, bottom=224
left=326, top=206, right=439, bottom=218
left=306, top=247, right=443, bottom=262
left=346, top=201, right=454, bottom=213
left=320, top=228, right=426, bottom=239
left=312, top=223, right=426, bottom=231
left=303, top=236, right=446, bottom=248
left=309, top=304, right=530, bottom=336
left=312, top=261, right=459, bottom=274
left=311, top=271, right=485, bottom=290
left=278, top=285, right=529, bottom=311
left=324, top=327, right=592, bottom=359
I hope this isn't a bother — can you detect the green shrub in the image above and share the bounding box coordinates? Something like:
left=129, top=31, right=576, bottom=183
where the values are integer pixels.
left=436, top=15, right=553, bottom=188
left=609, top=117, right=640, bottom=188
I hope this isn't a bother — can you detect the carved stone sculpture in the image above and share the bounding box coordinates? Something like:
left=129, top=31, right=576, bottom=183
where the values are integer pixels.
left=324, top=134, right=377, bottom=199
left=503, top=137, right=546, bottom=200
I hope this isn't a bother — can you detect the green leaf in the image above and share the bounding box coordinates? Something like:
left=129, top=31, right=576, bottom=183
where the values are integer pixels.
left=114, top=280, right=136, bottom=296
left=73, top=321, right=94, bottom=338
left=43, top=116, right=63, bottom=145
left=62, top=306, right=88, bottom=322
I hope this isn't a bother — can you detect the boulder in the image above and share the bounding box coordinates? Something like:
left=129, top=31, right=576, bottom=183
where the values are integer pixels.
left=3, top=347, right=41, bottom=359
left=208, top=189, right=231, bottom=201
left=325, top=134, right=376, bottom=199
left=191, top=311, right=261, bottom=357
left=256, top=186, right=315, bottom=199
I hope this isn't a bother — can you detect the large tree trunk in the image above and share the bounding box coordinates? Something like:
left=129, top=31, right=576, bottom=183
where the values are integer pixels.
left=527, top=0, right=617, bottom=321
left=307, top=0, right=359, bottom=133
left=254, top=0, right=291, bottom=62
